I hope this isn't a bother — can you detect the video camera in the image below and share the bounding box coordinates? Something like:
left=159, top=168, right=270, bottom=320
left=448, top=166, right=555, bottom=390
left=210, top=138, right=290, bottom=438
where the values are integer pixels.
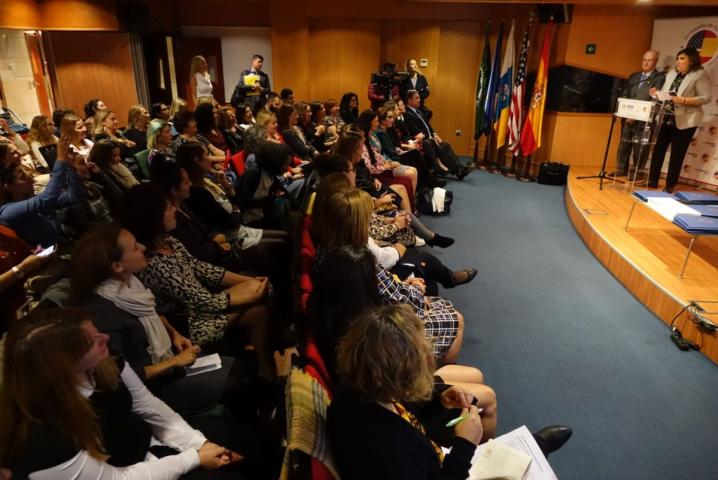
left=370, top=63, right=408, bottom=100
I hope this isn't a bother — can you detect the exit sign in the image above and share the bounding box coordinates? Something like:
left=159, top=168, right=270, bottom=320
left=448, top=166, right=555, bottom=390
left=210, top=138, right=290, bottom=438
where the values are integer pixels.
left=586, top=44, right=597, bottom=54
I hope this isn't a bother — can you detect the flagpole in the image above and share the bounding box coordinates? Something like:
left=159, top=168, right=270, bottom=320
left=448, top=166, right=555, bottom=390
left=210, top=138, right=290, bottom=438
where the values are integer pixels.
left=518, top=153, right=535, bottom=182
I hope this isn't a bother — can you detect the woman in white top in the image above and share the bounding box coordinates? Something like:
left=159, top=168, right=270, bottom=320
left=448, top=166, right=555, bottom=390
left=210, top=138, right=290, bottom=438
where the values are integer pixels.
left=27, top=115, right=58, bottom=170
left=190, top=55, right=214, bottom=106
left=59, top=114, right=94, bottom=159
left=0, top=308, right=242, bottom=479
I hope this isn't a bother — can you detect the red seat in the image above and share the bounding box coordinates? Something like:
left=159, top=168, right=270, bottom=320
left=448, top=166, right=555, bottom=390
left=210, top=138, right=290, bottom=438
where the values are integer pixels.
left=228, top=150, right=246, bottom=176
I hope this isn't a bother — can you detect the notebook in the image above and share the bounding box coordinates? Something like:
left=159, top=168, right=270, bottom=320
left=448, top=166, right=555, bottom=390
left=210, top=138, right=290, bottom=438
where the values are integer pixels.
left=632, top=190, right=673, bottom=202
left=185, top=353, right=222, bottom=376
left=674, top=191, right=718, bottom=205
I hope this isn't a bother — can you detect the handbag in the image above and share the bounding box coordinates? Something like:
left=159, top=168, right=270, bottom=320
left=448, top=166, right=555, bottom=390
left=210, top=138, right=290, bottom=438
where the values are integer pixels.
left=417, top=187, right=453, bottom=216
left=537, top=162, right=569, bottom=186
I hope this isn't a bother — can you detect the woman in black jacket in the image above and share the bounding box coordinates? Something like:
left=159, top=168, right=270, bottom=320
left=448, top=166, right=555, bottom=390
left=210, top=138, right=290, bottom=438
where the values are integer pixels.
left=276, top=104, right=316, bottom=161
left=339, top=92, right=359, bottom=125
left=328, top=304, right=483, bottom=480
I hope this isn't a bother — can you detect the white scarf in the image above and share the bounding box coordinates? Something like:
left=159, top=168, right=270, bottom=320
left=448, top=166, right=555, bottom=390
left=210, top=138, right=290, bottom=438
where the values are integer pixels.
left=95, top=275, right=173, bottom=364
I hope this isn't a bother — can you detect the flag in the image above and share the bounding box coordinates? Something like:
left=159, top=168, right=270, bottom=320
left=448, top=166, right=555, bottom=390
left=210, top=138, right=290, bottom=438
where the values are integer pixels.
left=484, top=21, right=505, bottom=127
left=520, top=21, right=554, bottom=157
left=474, top=26, right=492, bottom=138
left=494, top=21, right=515, bottom=149
left=508, top=17, right=533, bottom=153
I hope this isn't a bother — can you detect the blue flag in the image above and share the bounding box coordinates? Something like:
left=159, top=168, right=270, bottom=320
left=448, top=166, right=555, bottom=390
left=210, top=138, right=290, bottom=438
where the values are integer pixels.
left=475, top=25, right=492, bottom=137
left=484, top=21, right=505, bottom=126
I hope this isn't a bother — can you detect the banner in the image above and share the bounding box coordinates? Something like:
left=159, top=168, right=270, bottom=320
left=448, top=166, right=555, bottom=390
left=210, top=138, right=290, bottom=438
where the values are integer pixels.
left=508, top=19, right=532, bottom=153
left=484, top=22, right=505, bottom=128
left=475, top=27, right=492, bottom=138
left=652, top=17, right=718, bottom=189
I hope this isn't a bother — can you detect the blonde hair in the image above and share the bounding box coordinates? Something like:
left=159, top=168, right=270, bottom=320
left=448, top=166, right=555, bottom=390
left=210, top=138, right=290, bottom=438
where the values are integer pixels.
left=59, top=114, right=83, bottom=151
left=169, top=98, right=188, bottom=119
left=255, top=109, right=275, bottom=129
left=336, top=304, right=435, bottom=403
left=93, top=109, right=115, bottom=136
left=190, top=55, right=206, bottom=78
left=312, top=187, right=373, bottom=251
left=127, top=105, right=147, bottom=129
left=27, top=115, right=56, bottom=145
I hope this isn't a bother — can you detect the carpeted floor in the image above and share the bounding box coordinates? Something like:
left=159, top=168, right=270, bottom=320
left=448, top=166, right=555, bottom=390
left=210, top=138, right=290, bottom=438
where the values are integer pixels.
left=420, top=167, right=718, bottom=479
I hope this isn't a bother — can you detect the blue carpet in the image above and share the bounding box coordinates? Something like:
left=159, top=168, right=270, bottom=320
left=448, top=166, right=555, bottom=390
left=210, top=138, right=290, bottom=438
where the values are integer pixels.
left=420, top=169, right=718, bottom=479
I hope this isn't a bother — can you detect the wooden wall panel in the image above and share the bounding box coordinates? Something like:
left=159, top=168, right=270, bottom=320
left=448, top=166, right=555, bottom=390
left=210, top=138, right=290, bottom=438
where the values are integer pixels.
left=0, top=0, right=42, bottom=29
left=380, top=20, right=440, bottom=86
left=178, top=0, right=269, bottom=28
left=307, top=20, right=381, bottom=105
left=47, top=32, right=138, bottom=125
left=270, top=0, right=310, bottom=100
left=562, top=5, right=653, bottom=78
left=0, top=0, right=119, bottom=31
left=432, top=21, right=481, bottom=155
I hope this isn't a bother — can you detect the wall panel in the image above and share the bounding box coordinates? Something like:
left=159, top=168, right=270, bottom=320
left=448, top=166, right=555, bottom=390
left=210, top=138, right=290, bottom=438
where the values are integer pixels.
left=307, top=20, right=381, bottom=104
left=46, top=32, right=138, bottom=124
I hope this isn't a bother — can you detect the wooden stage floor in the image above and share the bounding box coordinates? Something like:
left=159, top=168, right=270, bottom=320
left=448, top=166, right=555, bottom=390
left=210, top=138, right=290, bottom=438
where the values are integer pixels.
left=565, top=167, right=718, bottom=363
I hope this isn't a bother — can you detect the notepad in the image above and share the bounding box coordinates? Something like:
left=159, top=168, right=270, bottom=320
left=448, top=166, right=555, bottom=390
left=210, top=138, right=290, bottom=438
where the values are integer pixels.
left=469, top=439, right=531, bottom=480
left=185, top=353, right=222, bottom=376
left=645, top=197, right=700, bottom=222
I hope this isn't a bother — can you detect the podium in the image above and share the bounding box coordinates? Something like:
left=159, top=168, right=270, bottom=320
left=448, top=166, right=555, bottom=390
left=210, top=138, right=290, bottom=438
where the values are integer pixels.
left=578, top=97, right=671, bottom=191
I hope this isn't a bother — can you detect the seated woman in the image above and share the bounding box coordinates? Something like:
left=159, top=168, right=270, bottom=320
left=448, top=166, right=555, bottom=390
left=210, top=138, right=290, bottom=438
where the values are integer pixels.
left=0, top=143, right=84, bottom=247
left=120, top=183, right=276, bottom=381
left=376, top=104, right=441, bottom=189
left=71, top=224, right=236, bottom=415
left=147, top=118, right=176, bottom=164
left=123, top=105, right=150, bottom=156
left=307, top=101, right=332, bottom=152
left=151, top=102, right=171, bottom=121
left=172, top=145, right=289, bottom=272
left=237, top=141, right=298, bottom=230
left=311, top=185, right=465, bottom=365
left=87, top=139, right=139, bottom=191
left=216, top=106, right=244, bottom=154
left=82, top=98, right=105, bottom=140
left=322, top=98, right=342, bottom=141
left=276, top=104, right=316, bottom=162
left=339, top=92, right=359, bottom=126
left=0, top=308, right=242, bottom=479
left=27, top=115, right=58, bottom=170
left=236, top=104, right=255, bottom=132
left=171, top=110, right=225, bottom=167
left=314, top=172, right=473, bottom=295
left=60, top=113, right=94, bottom=159
left=327, top=304, right=483, bottom=480
left=195, top=102, right=228, bottom=152
left=93, top=109, right=137, bottom=160
left=357, top=110, right=417, bottom=205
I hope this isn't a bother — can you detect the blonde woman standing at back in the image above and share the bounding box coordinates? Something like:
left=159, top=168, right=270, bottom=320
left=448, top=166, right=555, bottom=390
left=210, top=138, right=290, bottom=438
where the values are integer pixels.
left=190, top=55, right=215, bottom=106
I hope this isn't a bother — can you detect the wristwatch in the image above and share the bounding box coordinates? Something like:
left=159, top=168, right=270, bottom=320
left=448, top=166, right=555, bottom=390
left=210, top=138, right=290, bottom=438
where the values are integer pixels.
left=11, top=266, right=24, bottom=278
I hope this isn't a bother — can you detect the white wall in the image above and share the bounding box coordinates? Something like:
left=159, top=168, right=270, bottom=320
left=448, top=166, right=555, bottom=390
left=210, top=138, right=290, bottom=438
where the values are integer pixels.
left=0, top=29, right=41, bottom=125
left=182, top=26, right=273, bottom=103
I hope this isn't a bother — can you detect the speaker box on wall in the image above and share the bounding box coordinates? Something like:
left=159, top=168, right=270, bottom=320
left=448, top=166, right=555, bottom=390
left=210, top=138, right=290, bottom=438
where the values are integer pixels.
left=536, top=4, right=573, bottom=24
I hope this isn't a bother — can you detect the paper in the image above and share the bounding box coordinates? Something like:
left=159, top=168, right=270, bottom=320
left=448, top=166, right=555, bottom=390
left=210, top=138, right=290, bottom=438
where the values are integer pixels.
left=655, top=90, right=675, bottom=101
left=645, top=197, right=700, bottom=222
left=469, top=439, right=531, bottom=480
left=185, top=353, right=222, bottom=376
left=244, top=73, right=260, bottom=96
left=470, top=425, right=558, bottom=480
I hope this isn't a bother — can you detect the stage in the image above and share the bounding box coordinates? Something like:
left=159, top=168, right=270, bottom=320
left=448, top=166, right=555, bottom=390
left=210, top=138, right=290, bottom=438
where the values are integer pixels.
left=565, top=167, right=718, bottom=363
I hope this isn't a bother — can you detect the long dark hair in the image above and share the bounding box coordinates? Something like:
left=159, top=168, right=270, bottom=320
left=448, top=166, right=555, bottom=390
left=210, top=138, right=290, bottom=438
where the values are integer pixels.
left=307, top=244, right=380, bottom=375
left=339, top=92, right=359, bottom=124
left=356, top=109, right=378, bottom=165
left=176, top=143, right=206, bottom=185
left=70, top=223, right=124, bottom=305
left=0, top=308, right=119, bottom=465
left=119, top=183, right=170, bottom=252
left=88, top=139, right=119, bottom=168
left=194, top=102, right=216, bottom=135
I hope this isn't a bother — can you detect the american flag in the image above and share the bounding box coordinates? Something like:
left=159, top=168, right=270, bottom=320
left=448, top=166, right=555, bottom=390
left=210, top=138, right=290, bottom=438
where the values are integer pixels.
left=507, top=18, right=532, bottom=152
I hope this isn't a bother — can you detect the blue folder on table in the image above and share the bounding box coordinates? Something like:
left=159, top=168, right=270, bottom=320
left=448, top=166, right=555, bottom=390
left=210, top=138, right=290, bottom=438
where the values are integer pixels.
left=673, top=214, right=718, bottom=234
left=633, top=190, right=674, bottom=202
left=690, top=205, right=718, bottom=218
left=674, top=191, right=718, bottom=205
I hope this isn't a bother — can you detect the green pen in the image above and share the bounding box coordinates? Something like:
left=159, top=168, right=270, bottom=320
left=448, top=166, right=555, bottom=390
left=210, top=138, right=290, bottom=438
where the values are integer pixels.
left=445, top=408, right=484, bottom=427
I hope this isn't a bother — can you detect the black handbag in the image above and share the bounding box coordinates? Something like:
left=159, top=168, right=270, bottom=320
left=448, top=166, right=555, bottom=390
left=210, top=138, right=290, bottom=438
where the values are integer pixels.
left=537, top=162, right=569, bottom=186
left=417, top=187, right=453, bottom=216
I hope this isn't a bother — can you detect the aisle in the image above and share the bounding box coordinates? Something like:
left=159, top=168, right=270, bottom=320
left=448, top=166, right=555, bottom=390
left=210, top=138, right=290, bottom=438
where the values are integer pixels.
left=420, top=168, right=718, bottom=479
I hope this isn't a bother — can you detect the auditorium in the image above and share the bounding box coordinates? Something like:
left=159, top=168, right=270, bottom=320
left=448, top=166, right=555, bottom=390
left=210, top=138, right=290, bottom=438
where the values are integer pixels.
left=1, top=1, right=718, bottom=478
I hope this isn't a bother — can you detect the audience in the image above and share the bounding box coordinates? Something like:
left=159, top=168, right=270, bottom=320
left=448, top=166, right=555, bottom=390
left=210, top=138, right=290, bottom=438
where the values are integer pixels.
left=82, top=98, right=105, bottom=138
left=87, top=139, right=139, bottom=192
left=147, top=118, right=176, bottom=163
left=123, top=105, right=150, bottom=156
left=216, top=106, right=244, bottom=153
left=339, top=92, right=359, bottom=125
left=26, top=115, right=58, bottom=170
left=59, top=113, right=93, bottom=159
left=93, top=109, right=137, bottom=160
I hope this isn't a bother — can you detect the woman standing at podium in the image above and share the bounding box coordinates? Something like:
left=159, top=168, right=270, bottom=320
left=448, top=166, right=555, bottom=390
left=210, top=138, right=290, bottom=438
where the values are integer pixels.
left=648, top=47, right=712, bottom=193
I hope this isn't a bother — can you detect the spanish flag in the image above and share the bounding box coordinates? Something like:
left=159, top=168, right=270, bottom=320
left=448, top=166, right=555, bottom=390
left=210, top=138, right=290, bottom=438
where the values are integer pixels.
left=494, top=21, right=515, bottom=149
left=519, top=21, right=554, bottom=157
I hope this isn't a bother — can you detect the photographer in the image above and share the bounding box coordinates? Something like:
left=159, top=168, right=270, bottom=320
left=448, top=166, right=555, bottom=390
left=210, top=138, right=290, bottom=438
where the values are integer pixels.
left=368, top=63, right=402, bottom=110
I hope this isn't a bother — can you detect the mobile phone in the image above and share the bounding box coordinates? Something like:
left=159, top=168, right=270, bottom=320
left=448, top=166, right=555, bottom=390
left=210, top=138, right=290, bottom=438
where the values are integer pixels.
left=37, top=245, right=56, bottom=257
left=669, top=91, right=678, bottom=97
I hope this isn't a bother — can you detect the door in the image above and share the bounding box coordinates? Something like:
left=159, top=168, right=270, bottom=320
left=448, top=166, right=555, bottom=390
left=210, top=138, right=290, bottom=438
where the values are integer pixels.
left=25, top=31, right=52, bottom=117
left=174, top=36, right=225, bottom=108
left=0, top=29, right=42, bottom=125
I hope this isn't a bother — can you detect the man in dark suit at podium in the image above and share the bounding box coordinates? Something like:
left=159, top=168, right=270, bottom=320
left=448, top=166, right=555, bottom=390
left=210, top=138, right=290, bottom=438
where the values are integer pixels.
left=610, top=50, right=665, bottom=181
left=404, top=90, right=472, bottom=180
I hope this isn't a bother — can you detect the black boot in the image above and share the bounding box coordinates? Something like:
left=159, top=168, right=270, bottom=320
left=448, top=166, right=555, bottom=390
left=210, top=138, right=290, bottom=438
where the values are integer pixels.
left=533, top=425, right=572, bottom=457
left=426, top=234, right=455, bottom=248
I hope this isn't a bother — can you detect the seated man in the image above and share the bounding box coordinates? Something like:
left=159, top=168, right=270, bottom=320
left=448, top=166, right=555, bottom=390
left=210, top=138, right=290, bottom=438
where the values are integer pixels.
left=403, top=89, right=472, bottom=180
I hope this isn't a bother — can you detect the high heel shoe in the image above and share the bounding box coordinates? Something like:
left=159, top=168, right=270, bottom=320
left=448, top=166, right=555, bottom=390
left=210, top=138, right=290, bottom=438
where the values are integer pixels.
left=426, top=234, right=455, bottom=248
left=450, top=268, right=477, bottom=287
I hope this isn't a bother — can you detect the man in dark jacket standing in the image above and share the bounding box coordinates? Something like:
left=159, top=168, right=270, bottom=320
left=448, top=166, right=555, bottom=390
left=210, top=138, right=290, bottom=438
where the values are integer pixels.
left=610, top=50, right=665, bottom=180
left=231, top=54, right=271, bottom=112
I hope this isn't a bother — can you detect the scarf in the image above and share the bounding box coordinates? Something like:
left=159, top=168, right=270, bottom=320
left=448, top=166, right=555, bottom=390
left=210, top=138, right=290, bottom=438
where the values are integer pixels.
left=95, top=276, right=173, bottom=364
left=109, top=163, right=140, bottom=189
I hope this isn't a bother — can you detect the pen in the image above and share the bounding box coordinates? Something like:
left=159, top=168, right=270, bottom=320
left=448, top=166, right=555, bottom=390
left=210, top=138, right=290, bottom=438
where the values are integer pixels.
left=445, top=408, right=484, bottom=427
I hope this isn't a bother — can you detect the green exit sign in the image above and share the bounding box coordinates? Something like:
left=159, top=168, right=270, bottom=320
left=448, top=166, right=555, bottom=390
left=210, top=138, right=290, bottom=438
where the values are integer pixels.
left=586, top=44, right=597, bottom=55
